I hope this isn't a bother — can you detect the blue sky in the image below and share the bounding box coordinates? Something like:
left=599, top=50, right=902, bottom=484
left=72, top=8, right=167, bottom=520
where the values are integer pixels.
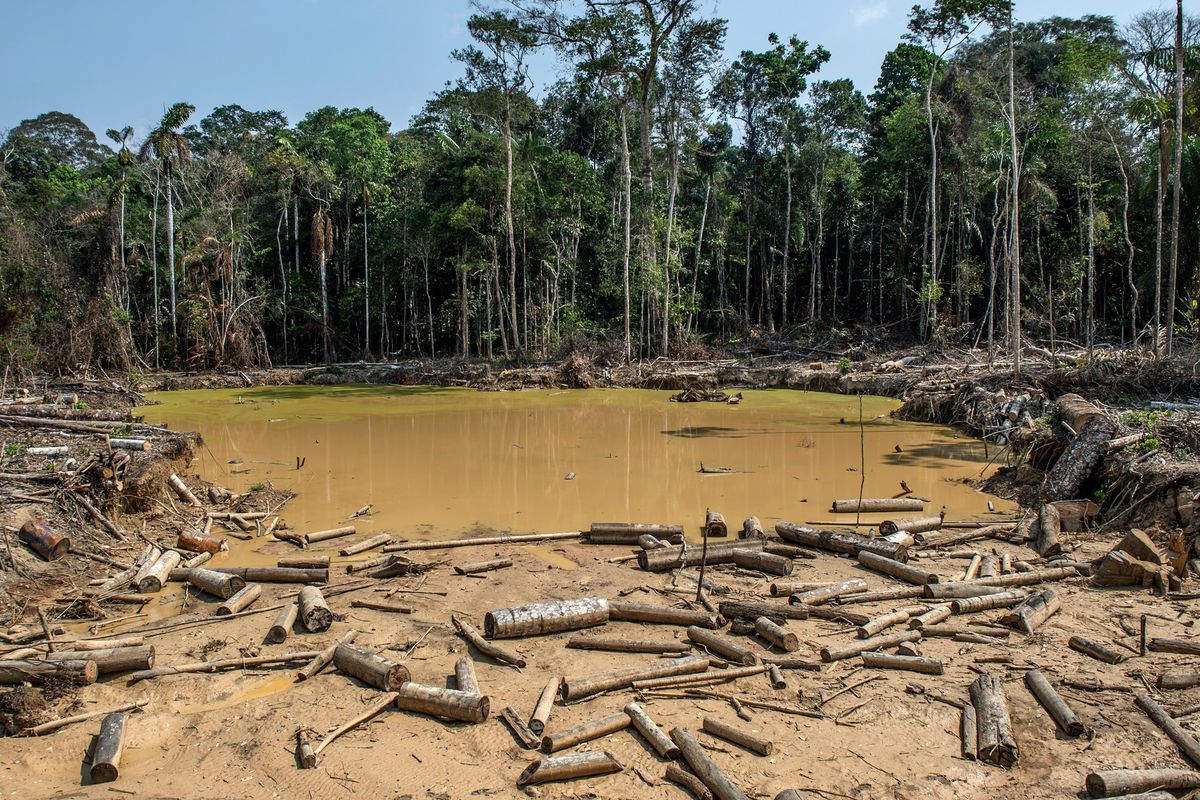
left=0, top=0, right=1165, bottom=141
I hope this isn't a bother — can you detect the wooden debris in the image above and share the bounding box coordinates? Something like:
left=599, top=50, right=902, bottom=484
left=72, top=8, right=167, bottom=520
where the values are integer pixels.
left=136, top=549, right=181, bottom=593
left=0, top=658, right=98, bottom=686
left=639, top=539, right=764, bottom=571
left=609, top=601, right=720, bottom=628
left=529, top=677, right=559, bottom=735
left=909, top=605, right=952, bottom=629
left=484, top=597, right=608, bottom=638
left=857, top=606, right=924, bottom=638
left=1149, top=638, right=1200, bottom=656
left=385, top=531, right=584, bottom=552
left=567, top=636, right=691, bottom=654
left=860, top=652, right=943, bottom=675
left=1085, top=768, right=1200, bottom=798
left=702, top=716, right=772, bottom=755
left=687, top=626, right=759, bottom=665
left=128, top=651, right=321, bottom=684
left=832, top=498, right=924, bottom=513
left=857, top=550, right=938, bottom=585
left=297, top=586, right=332, bottom=632
left=46, top=646, right=153, bottom=675
left=217, top=584, right=262, bottom=616
left=634, top=665, right=769, bottom=692
left=777, top=523, right=909, bottom=561
left=880, top=515, right=943, bottom=535
left=177, top=529, right=227, bottom=555
left=1023, top=669, right=1085, bottom=737
left=338, top=533, right=392, bottom=556
left=731, top=550, right=792, bottom=576
left=267, top=603, right=298, bottom=644
left=518, top=750, right=623, bottom=786
left=333, top=643, right=410, bottom=691
left=89, top=712, right=127, bottom=783
left=451, top=616, right=525, bottom=668
left=717, top=600, right=808, bottom=623
left=560, top=655, right=710, bottom=702
left=1068, top=636, right=1124, bottom=664
left=168, top=474, right=201, bottom=507
left=950, top=591, right=1028, bottom=614
left=741, top=517, right=765, bottom=539
left=394, top=682, right=488, bottom=722
left=624, top=701, right=678, bottom=758
left=670, top=726, right=750, bottom=800
left=500, top=706, right=540, bottom=749
left=307, top=691, right=398, bottom=766
left=454, top=558, right=512, bottom=575
left=961, top=702, right=977, bottom=760
left=1000, top=589, right=1060, bottom=634
left=768, top=664, right=787, bottom=689
left=185, top=568, right=245, bottom=600
left=350, top=599, right=413, bottom=614
left=970, top=673, right=1018, bottom=768
left=296, top=629, right=358, bottom=680
left=821, top=630, right=921, bottom=663
left=588, top=523, right=684, bottom=545
left=542, top=711, right=631, bottom=752
left=304, top=525, right=356, bottom=545
left=1136, top=691, right=1200, bottom=767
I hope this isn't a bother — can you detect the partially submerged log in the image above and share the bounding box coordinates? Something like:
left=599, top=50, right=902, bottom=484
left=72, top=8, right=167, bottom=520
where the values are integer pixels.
left=385, top=531, right=584, bottom=552
left=950, top=591, right=1029, bottom=614
left=338, top=533, right=392, bottom=557
left=702, top=716, right=773, bottom=756
left=304, top=525, right=356, bottom=545
left=624, top=701, right=678, bottom=758
left=970, top=673, right=1018, bottom=767
left=89, top=712, right=127, bottom=783
left=609, top=601, right=720, bottom=628
left=451, top=616, right=525, bottom=668
left=541, top=711, right=630, bottom=753
left=297, top=586, right=333, bottom=632
left=879, top=515, right=942, bottom=535
left=1023, top=668, right=1085, bottom=737
left=517, top=750, right=623, bottom=786
left=588, top=523, right=684, bottom=545
left=394, top=682, right=488, bottom=723
left=705, top=510, right=728, bottom=538
left=832, top=498, right=924, bottom=513
left=670, top=726, right=750, bottom=800
left=857, top=550, right=938, bottom=585
left=638, top=539, right=764, bottom=571
left=484, top=597, right=608, bottom=638
left=136, top=549, right=181, bottom=593
left=333, top=643, right=410, bottom=691
left=687, top=626, right=759, bottom=665
left=741, top=517, right=765, bottom=539
left=171, top=566, right=329, bottom=584
left=560, top=655, right=710, bottom=702
left=1036, top=503, right=1062, bottom=557
left=857, top=606, right=924, bottom=638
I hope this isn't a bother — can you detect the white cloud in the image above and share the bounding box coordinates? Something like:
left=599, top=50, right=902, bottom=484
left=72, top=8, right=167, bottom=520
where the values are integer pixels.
left=852, top=2, right=889, bottom=27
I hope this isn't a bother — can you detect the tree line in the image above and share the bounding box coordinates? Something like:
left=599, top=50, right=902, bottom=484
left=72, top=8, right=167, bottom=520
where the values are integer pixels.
left=0, top=0, right=1194, bottom=373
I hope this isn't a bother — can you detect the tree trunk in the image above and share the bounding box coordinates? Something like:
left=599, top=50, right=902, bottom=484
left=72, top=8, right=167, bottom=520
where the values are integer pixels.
left=619, top=102, right=632, bottom=362
left=166, top=163, right=177, bottom=340
left=1007, top=7, right=1022, bottom=371
left=504, top=104, right=522, bottom=353
left=363, top=201, right=370, bottom=358
left=1168, top=0, right=1184, bottom=356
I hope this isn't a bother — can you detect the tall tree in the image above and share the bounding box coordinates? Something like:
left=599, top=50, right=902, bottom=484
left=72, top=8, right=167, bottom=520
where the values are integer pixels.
left=140, top=102, right=195, bottom=341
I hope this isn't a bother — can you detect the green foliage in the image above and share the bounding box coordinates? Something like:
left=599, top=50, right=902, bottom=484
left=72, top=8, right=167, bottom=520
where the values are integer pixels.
left=837, top=356, right=852, bottom=373
left=3, top=443, right=25, bottom=458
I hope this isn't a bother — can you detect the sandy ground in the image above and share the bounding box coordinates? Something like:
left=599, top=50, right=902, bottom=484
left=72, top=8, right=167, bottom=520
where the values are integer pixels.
left=0, top=528, right=1196, bottom=800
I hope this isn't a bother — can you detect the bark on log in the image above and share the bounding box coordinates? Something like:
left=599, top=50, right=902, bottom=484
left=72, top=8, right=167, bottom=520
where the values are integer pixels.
left=1069, top=636, right=1124, bottom=664
left=860, top=651, right=943, bottom=674
left=768, top=664, right=787, bottom=689
left=216, top=584, right=262, bottom=615
left=46, top=646, right=153, bottom=675
left=1023, top=668, right=1085, bottom=736
left=731, top=550, right=792, bottom=576
left=279, top=555, right=330, bottom=569
left=1136, top=691, right=1200, bottom=767
left=609, top=601, right=720, bottom=628
left=961, top=702, right=977, bottom=760
left=1045, top=414, right=1116, bottom=502
left=451, top=616, right=525, bottom=668
left=588, top=523, right=684, bottom=545
left=90, top=712, right=127, bottom=783
left=687, top=626, right=759, bottom=665
left=454, top=558, right=512, bottom=575
left=970, top=673, right=1018, bottom=767
left=1159, top=673, right=1200, bottom=690
left=350, top=599, right=413, bottom=614
left=639, top=535, right=666, bottom=550
left=1149, top=639, right=1200, bottom=656
left=789, top=579, right=869, bottom=606
left=168, top=474, right=201, bottom=506
left=567, top=637, right=691, bottom=654
left=832, top=498, right=924, bottom=513
left=857, top=606, right=925, bottom=638
left=857, top=550, right=938, bottom=585
left=777, top=522, right=910, bottom=561
left=879, top=515, right=943, bottom=535
left=454, top=657, right=478, bottom=694
left=835, top=587, right=926, bottom=605
left=624, top=701, right=678, bottom=758
left=297, top=728, right=317, bottom=768
left=394, top=682, right=488, bottom=723
left=908, top=605, right=952, bottom=629
left=666, top=765, right=713, bottom=800
left=1001, top=589, right=1061, bottom=633
left=26, top=445, right=67, bottom=456
left=702, top=716, right=773, bottom=755
left=296, top=629, right=358, bottom=680
left=541, top=711, right=631, bottom=753
left=916, top=524, right=1014, bottom=548
left=517, top=750, right=623, bottom=786
left=670, top=726, right=750, bottom=800
left=529, top=677, right=559, bottom=735
left=764, top=542, right=818, bottom=559
left=384, top=531, right=584, bottom=552
left=717, top=601, right=809, bottom=623
left=303, top=525, right=356, bottom=544
left=500, top=707, right=540, bottom=749
left=950, top=591, right=1029, bottom=614
left=1086, top=768, right=1200, bottom=798
left=268, top=602, right=298, bottom=644
left=979, top=554, right=999, bottom=579
left=820, top=630, right=921, bottom=662
left=560, top=655, right=710, bottom=702
left=754, top=617, right=799, bottom=651
left=18, top=520, right=69, bottom=561
left=170, top=567, right=328, bottom=584
left=185, top=567, right=245, bottom=600
left=922, top=566, right=1081, bottom=598
left=136, top=549, right=181, bottom=593
left=0, top=658, right=98, bottom=685
left=638, top=539, right=764, bottom=571
left=1036, top=504, right=1062, bottom=557
left=177, top=529, right=227, bottom=555
left=741, top=517, right=765, bottom=539
left=108, top=438, right=149, bottom=451
left=333, top=643, right=410, bottom=691
left=484, top=597, right=608, bottom=639
left=705, top=510, right=728, bottom=538
left=633, top=664, right=768, bottom=691
left=297, top=586, right=333, bottom=632
left=338, top=534, right=392, bottom=556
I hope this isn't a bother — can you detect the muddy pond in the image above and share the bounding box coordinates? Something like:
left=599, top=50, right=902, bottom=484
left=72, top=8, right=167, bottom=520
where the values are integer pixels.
left=143, top=386, right=1013, bottom=542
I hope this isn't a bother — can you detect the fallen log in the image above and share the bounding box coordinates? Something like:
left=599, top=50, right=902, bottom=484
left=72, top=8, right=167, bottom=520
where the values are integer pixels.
left=832, top=498, right=924, bottom=513
left=741, top=517, right=765, bottom=539
left=168, top=474, right=201, bottom=507
left=820, top=630, right=921, bottom=662
left=517, top=750, right=623, bottom=786
left=923, top=566, right=1081, bottom=598
left=127, top=650, right=321, bottom=684
left=296, top=629, right=358, bottom=680
left=177, top=529, right=227, bottom=555
left=185, top=568, right=245, bottom=600
left=394, top=682, right=488, bottom=723
left=1136, top=691, right=1200, bottom=767
left=639, top=535, right=667, bottom=550
left=1149, top=638, right=1200, bottom=656
left=624, top=701, right=678, bottom=758
left=835, top=587, right=926, bottom=605
left=961, top=702, right=977, bottom=760
left=860, top=651, right=942, bottom=674
left=879, top=515, right=942, bottom=535
left=16, top=700, right=147, bottom=737
left=857, top=606, right=925, bottom=638
left=18, top=520, right=69, bottom=561
left=267, top=603, right=298, bottom=644
left=1036, top=504, right=1062, bottom=557
left=633, top=664, right=768, bottom=691
left=454, top=657, right=478, bottom=694
left=350, top=599, right=413, bottom=614
left=638, top=539, right=764, bottom=571
left=732, top=550, right=792, bottom=576
left=304, top=525, right=356, bottom=545
left=670, top=726, right=750, bottom=800
left=609, top=601, right=720, bottom=628
left=1045, top=395, right=1115, bottom=502
left=560, top=655, right=710, bottom=702
left=1023, top=668, right=1085, bottom=737
left=279, top=555, right=330, bottom=569
left=754, top=617, right=799, bottom=651
left=567, top=637, right=691, bottom=654
left=705, top=510, right=728, bottom=538
left=217, top=584, right=262, bottom=616
left=500, top=706, right=540, bottom=749
left=1069, top=636, right=1124, bottom=664
left=297, top=586, right=333, bottom=632
left=1085, top=768, right=1200, bottom=798
left=777, top=522, right=909, bottom=561
left=384, top=531, right=584, bottom=552
left=89, top=712, right=127, bottom=783
left=529, top=677, right=559, bottom=735
left=306, top=691, right=398, bottom=766
left=136, top=549, right=181, bottom=593
left=46, top=645, right=153, bottom=675
left=702, top=716, right=773, bottom=756
left=333, top=643, right=410, bottom=691
left=338, top=533, right=392, bottom=556
left=484, top=597, right=608, bottom=639
left=588, top=523, right=684, bottom=545
left=768, top=664, right=787, bottom=689
left=950, top=591, right=1029, bottom=614
left=789, top=579, right=868, bottom=606
left=717, top=600, right=809, bottom=623
left=1159, top=673, right=1200, bottom=690
left=454, top=558, right=512, bottom=575
left=0, top=658, right=97, bottom=685
left=971, top=673, right=1018, bottom=767
left=857, top=550, right=938, bottom=585
left=1000, top=589, right=1061, bottom=634
left=909, top=605, right=952, bottom=629
left=687, top=626, right=759, bottom=665
left=915, top=524, right=1015, bottom=548
left=665, top=765, right=713, bottom=800
left=541, top=711, right=631, bottom=753
left=171, top=566, right=329, bottom=584
left=451, top=616, right=525, bottom=668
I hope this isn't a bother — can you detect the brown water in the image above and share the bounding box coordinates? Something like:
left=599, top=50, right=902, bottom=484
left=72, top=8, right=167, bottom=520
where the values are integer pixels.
left=142, top=386, right=1012, bottom=540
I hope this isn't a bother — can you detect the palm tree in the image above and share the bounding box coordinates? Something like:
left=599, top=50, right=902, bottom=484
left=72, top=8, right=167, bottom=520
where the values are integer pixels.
left=106, top=126, right=134, bottom=312
left=140, top=102, right=195, bottom=341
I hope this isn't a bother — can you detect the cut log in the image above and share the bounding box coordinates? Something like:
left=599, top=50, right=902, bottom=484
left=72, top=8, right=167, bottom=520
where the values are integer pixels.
left=717, top=601, right=809, bottom=623
left=0, top=658, right=97, bottom=685
left=108, top=438, right=149, bottom=451
left=754, top=617, right=799, bottom=652
left=835, top=587, right=926, bottom=605
left=731, top=550, right=792, bottom=576
left=741, top=517, right=765, bottom=539
left=768, top=664, right=787, bottom=689
left=18, top=520, right=69, bottom=561
left=451, top=616, right=525, bottom=668
left=394, top=682, right=488, bottom=723
left=268, top=603, right=298, bottom=644
left=46, top=646, right=153, bottom=675
left=639, top=535, right=666, bottom=550
left=923, top=566, right=1081, bottom=598
left=304, top=525, right=356, bottom=545
left=916, top=524, right=1015, bottom=548
left=909, top=605, right=952, bottom=629
left=484, top=597, right=608, bottom=639
left=633, top=664, right=768, bottom=691
left=176, top=529, right=227, bottom=555
left=333, top=643, right=410, bottom=691
left=970, top=673, right=1018, bottom=768
left=775, top=792, right=807, bottom=800
left=567, top=637, right=691, bottom=654
left=216, top=584, right=261, bottom=615
left=279, top=555, right=330, bottom=569
left=860, top=652, right=943, bottom=674
left=1069, top=636, right=1124, bottom=664
left=560, top=655, right=710, bottom=702
left=454, top=558, right=512, bottom=575
left=1159, top=673, right=1200, bottom=690
left=879, top=515, right=942, bottom=535
left=687, top=626, right=759, bottom=665
left=1086, top=768, right=1200, bottom=798
left=517, top=750, right=623, bottom=786
left=296, top=629, right=358, bottom=680
left=588, top=523, right=684, bottom=545
left=529, top=677, right=559, bottom=735
left=638, top=539, right=764, bottom=571
left=454, top=657, right=478, bottom=694
left=764, top=542, right=818, bottom=559
left=170, top=567, right=328, bottom=584
left=297, top=586, right=333, bottom=632
left=297, top=728, right=317, bottom=768
left=979, top=554, right=999, bottom=579
left=136, top=549, right=181, bottom=593
left=185, top=568, right=245, bottom=600
left=1036, top=504, right=1062, bottom=557
left=385, top=531, right=584, bottom=552
left=1000, top=589, right=1061, bottom=634
left=961, top=702, right=977, bottom=760
left=541, top=711, right=631, bottom=753
left=856, top=606, right=925, bottom=638
left=950, top=591, right=1029, bottom=614
left=857, top=550, right=938, bottom=585
left=705, top=510, right=728, bottom=538
left=500, top=706, right=540, bottom=749
left=832, top=498, right=924, bottom=513
left=338, top=534, right=392, bottom=556
left=350, top=599, right=413, bottom=614
left=777, top=522, right=909, bottom=561
left=1023, top=668, right=1085, bottom=736
left=1149, top=638, right=1200, bottom=656
left=1136, top=691, right=1200, bottom=767
left=609, top=601, right=720, bottom=628
left=1045, top=412, right=1115, bottom=502
left=168, top=474, right=201, bottom=506
left=820, top=630, right=921, bottom=662
left=702, top=716, right=773, bottom=755
left=666, top=765, right=713, bottom=800
left=624, top=701, right=678, bottom=758
left=670, top=726, right=750, bottom=800
left=789, top=579, right=868, bottom=606
left=26, top=446, right=67, bottom=456
left=89, top=712, right=127, bottom=783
